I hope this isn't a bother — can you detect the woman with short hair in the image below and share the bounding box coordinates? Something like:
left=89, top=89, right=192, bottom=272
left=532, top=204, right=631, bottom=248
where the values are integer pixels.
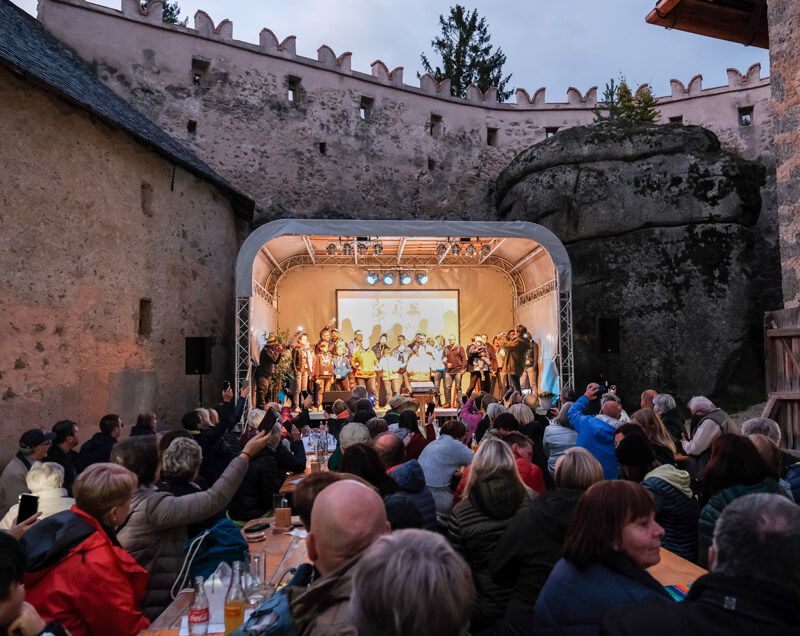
left=543, top=401, right=578, bottom=476
left=0, top=462, right=75, bottom=529
left=533, top=480, right=672, bottom=634
left=20, top=463, right=150, bottom=635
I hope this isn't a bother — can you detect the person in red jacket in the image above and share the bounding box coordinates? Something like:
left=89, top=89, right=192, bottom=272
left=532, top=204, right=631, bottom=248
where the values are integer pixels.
left=20, top=463, right=149, bottom=636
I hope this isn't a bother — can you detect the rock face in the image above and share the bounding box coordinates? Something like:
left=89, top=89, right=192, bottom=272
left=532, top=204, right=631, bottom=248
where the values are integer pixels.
left=496, top=122, right=781, bottom=401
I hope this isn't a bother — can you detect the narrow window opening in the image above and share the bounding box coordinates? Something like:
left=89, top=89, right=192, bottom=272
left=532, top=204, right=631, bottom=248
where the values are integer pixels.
left=545, top=127, right=559, bottom=138
left=287, top=75, right=302, bottom=103
left=190, top=57, right=210, bottom=88
left=359, top=96, right=374, bottom=122
left=738, top=106, right=754, bottom=126
left=668, top=115, right=683, bottom=124
left=597, top=317, right=620, bottom=354
left=429, top=113, right=443, bottom=138
left=187, top=120, right=197, bottom=134
left=138, top=299, right=153, bottom=337
left=486, top=127, right=499, bottom=146
left=318, top=142, right=327, bottom=155
left=140, top=182, right=154, bottom=218
left=427, top=158, right=436, bottom=171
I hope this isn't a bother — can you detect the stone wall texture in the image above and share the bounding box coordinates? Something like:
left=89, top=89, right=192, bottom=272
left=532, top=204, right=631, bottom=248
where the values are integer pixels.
left=496, top=123, right=779, bottom=399
left=768, top=0, right=800, bottom=307
left=0, top=66, right=240, bottom=465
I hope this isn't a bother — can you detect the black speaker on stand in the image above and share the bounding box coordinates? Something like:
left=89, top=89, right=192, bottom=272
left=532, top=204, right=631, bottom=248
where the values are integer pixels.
left=186, top=337, right=213, bottom=405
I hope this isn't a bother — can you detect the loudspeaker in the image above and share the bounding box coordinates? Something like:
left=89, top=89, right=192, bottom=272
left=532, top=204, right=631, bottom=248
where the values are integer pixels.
left=322, top=391, right=351, bottom=407
left=185, top=337, right=213, bottom=375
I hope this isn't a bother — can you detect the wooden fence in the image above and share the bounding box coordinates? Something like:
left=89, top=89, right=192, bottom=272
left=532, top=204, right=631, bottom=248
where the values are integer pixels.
left=763, top=307, right=800, bottom=449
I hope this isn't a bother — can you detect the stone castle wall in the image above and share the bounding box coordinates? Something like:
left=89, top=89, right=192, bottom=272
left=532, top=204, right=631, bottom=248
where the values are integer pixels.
left=38, top=0, right=774, bottom=224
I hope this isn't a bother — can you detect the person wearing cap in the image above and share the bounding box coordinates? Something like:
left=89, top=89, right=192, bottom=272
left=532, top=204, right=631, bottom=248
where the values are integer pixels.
left=255, top=334, right=285, bottom=408
left=0, top=429, right=54, bottom=517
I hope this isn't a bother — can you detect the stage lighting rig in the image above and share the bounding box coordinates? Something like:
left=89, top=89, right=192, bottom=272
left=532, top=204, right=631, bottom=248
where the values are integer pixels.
left=450, top=243, right=462, bottom=256
left=400, top=272, right=412, bottom=285
left=436, top=243, right=448, bottom=256
left=326, top=243, right=337, bottom=255
left=480, top=244, right=491, bottom=257
left=366, top=272, right=379, bottom=285
left=373, top=242, right=383, bottom=255
left=416, top=272, right=429, bottom=285
left=342, top=243, right=354, bottom=256
left=383, top=272, right=395, bottom=285
left=357, top=242, right=368, bottom=256
left=466, top=244, right=477, bottom=256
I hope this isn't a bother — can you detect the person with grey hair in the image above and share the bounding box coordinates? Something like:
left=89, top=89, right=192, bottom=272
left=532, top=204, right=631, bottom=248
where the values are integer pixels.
left=652, top=393, right=684, bottom=448
left=0, top=462, right=75, bottom=529
left=476, top=402, right=507, bottom=444
left=682, top=396, right=733, bottom=478
left=741, top=418, right=792, bottom=475
left=0, top=429, right=54, bottom=518
left=351, top=529, right=474, bottom=636
left=602, top=493, right=800, bottom=635
left=543, top=401, right=578, bottom=475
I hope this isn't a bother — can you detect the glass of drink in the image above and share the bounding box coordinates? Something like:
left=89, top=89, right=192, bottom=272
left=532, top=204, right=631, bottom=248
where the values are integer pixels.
left=224, top=561, right=246, bottom=634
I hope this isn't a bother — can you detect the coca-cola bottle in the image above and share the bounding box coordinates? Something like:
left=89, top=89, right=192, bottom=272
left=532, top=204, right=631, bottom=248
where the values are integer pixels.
left=188, top=575, right=210, bottom=636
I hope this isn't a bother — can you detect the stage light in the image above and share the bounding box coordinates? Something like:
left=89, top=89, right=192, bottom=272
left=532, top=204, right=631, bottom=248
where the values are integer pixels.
left=342, top=243, right=354, bottom=255
left=373, top=242, right=383, bottom=255
left=357, top=242, right=368, bottom=255
left=400, top=272, right=412, bottom=285
left=450, top=243, right=461, bottom=256
left=480, top=244, right=491, bottom=257
left=436, top=243, right=447, bottom=256
left=366, top=272, right=379, bottom=285
left=466, top=244, right=476, bottom=256
left=326, top=243, right=337, bottom=255
left=383, top=272, right=395, bottom=285
left=416, top=272, right=429, bottom=285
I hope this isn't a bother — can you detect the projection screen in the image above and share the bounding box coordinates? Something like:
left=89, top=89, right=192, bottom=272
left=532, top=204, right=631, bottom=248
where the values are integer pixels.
left=337, top=290, right=460, bottom=346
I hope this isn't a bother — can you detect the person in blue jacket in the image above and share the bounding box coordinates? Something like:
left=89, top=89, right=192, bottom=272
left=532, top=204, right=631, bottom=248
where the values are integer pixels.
left=568, top=384, right=621, bottom=478
left=534, top=480, right=673, bottom=635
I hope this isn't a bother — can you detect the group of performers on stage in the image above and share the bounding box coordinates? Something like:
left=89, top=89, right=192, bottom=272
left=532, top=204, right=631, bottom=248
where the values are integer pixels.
left=254, top=323, right=540, bottom=410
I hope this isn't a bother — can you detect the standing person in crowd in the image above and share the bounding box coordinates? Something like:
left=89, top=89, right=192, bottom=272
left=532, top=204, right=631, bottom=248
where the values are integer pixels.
left=460, top=392, right=486, bottom=440
left=351, top=339, right=379, bottom=402
left=616, top=432, right=699, bottom=562
left=640, top=389, right=657, bottom=410
left=431, top=335, right=447, bottom=406
left=449, top=437, right=532, bottom=634
left=0, top=429, right=54, bottom=518
left=522, top=334, right=539, bottom=399
left=46, top=420, right=80, bottom=494
left=255, top=333, right=285, bottom=408
left=111, top=432, right=270, bottom=618
left=602, top=493, right=800, bottom=636
left=286, top=480, right=389, bottom=634
left=0, top=463, right=75, bottom=530
left=682, top=396, right=733, bottom=479
left=351, top=529, right=474, bottom=636
left=652, top=393, right=685, bottom=449
left=444, top=334, right=467, bottom=407
left=418, top=420, right=474, bottom=528
left=466, top=336, right=492, bottom=397
left=697, top=433, right=787, bottom=567
left=503, top=326, right=531, bottom=393
left=130, top=413, right=157, bottom=437
left=292, top=333, right=315, bottom=410
left=332, top=340, right=351, bottom=392
left=569, top=383, right=622, bottom=479
left=491, top=448, right=604, bottom=636
left=749, top=433, right=794, bottom=499
left=315, top=340, right=335, bottom=410
left=77, top=414, right=121, bottom=469
left=392, top=334, right=413, bottom=396
left=534, top=480, right=672, bottom=634
left=544, top=401, right=578, bottom=476
left=376, top=349, right=400, bottom=407
left=629, top=408, right=677, bottom=466
left=21, top=463, right=150, bottom=636
left=398, top=410, right=433, bottom=461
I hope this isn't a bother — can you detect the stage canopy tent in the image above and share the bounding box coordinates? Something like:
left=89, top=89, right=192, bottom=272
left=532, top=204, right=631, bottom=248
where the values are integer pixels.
left=235, top=219, right=573, bottom=395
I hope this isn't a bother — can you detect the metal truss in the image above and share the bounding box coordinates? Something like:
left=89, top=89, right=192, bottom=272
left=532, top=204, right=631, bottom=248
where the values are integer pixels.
left=558, top=288, right=575, bottom=393
left=235, top=296, right=251, bottom=393
left=514, top=278, right=556, bottom=308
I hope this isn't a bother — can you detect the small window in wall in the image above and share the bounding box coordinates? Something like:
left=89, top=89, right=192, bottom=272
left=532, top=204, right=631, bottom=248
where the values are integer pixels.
left=359, top=96, right=374, bottom=122
left=597, top=317, right=620, bottom=354
left=287, top=75, right=302, bottom=103
left=191, top=57, right=210, bottom=87
left=738, top=106, right=754, bottom=126
left=187, top=119, right=197, bottom=134
left=669, top=115, right=683, bottom=124
left=318, top=142, right=327, bottom=156
left=427, top=157, right=436, bottom=171
left=545, top=127, right=559, bottom=138
left=138, top=298, right=152, bottom=337
left=140, top=181, right=154, bottom=217
left=429, top=113, right=443, bottom=138
left=487, top=127, right=499, bottom=146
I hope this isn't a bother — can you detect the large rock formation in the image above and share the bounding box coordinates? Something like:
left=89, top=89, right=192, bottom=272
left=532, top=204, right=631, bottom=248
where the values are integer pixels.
left=496, top=122, right=780, bottom=402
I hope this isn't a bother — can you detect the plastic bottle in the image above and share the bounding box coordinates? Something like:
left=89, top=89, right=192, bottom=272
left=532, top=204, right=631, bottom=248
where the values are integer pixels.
left=224, top=561, right=246, bottom=634
left=188, top=576, right=209, bottom=636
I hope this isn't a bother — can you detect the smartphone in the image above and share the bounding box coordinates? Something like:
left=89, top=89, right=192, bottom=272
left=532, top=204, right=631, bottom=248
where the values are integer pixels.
left=244, top=521, right=271, bottom=534
left=521, top=388, right=532, bottom=396
left=17, top=493, right=39, bottom=524
left=222, top=380, right=231, bottom=391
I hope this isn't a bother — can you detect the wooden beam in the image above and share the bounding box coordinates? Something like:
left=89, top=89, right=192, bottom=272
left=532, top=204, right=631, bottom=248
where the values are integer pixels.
left=397, top=237, right=407, bottom=264
left=301, top=236, right=316, bottom=265
left=479, top=238, right=507, bottom=264
left=767, top=328, right=800, bottom=338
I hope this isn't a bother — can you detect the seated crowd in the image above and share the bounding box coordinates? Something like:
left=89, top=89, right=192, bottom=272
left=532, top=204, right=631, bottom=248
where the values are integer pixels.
left=1, top=381, right=799, bottom=636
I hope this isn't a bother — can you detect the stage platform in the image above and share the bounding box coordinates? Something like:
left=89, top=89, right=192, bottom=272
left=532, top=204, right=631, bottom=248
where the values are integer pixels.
left=307, top=406, right=459, bottom=421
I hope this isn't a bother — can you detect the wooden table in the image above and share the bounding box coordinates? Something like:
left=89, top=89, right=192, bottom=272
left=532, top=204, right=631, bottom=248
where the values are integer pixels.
left=648, top=547, right=706, bottom=586
left=142, top=517, right=308, bottom=635
left=279, top=453, right=330, bottom=495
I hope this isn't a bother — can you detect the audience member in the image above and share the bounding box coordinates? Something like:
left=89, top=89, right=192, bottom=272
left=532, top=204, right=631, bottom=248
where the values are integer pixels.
left=351, top=385, right=368, bottom=400
left=77, top=414, right=121, bottom=469
left=502, top=432, right=546, bottom=494
left=0, top=463, right=75, bottom=530
left=568, top=383, right=621, bottom=479
left=682, top=396, right=733, bottom=479
left=293, top=472, right=348, bottom=531
left=21, top=463, right=150, bottom=635
left=418, top=420, right=474, bottom=527
left=491, top=448, right=604, bottom=636
left=383, top=395, right=404, bottom=425
left=130, top=413, right=157, bottom=437
left=46, top=420, right=80, bottom=493
left=0, top=532, right=69, bottom=636
left=543, top=401, right=578, bottom=475
left=749, top=433, right=793, bottom=499
left=697, top=433, right=786, bottom=567
left=534, top=480, right=672, bottom=634
left=629, top=408, right=677, bottom=466
left=602, top=493, right=800, bottom=635
left=328, top=422, right=370, bottom=470
left=652, top=393, right=684, bottom=448
left=351, top=529, right=474, bottom=636
left=0, top=430, right=54, bottom=517
left=508, top=404, right=552, bottom=488
left=399, top=410, right=433, bottom=461
left=285, top=480, right=389, bottom=634
left=459, top=393, right=486, bottom=438
left=351, top=398, right=376, bottom=425
left=365, top=417, right=388, bottom=438
left=640, top=389, right=657, bottom=410
left=476, top=402, right=507, bottom=444
left=449, top=437, right=532, bottom=633
left=112, top=432, right=270, bottom=618
left=742, top=417, right=794, bottom=477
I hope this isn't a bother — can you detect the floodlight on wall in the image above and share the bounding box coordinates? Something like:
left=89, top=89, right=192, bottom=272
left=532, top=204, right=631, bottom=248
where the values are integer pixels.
left=372, top=242, right=383, bottom=255
left=383, top=272, right=395, bottom=285
left=416, top=272, right=429, bottom=285
left=342, top=243, right=354, bottom=256
left=450, top=243, right=462, bottom=256
left=366, top=272, right=379, bottom=285
left=326, top=243, right=337, bottom=255
left=466, top=244, right=477, bottom=256
left=480, top=244, right=491, bottom=257
left=436, top=243, right=448, bottom=256
left=400, top=272, right=412, bottom=285
left=357, top=242, right=368, bottom=256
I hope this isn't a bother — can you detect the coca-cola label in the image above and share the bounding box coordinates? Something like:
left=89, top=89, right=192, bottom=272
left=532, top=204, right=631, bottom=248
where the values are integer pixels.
left=189, top=608, right=209, bottom=624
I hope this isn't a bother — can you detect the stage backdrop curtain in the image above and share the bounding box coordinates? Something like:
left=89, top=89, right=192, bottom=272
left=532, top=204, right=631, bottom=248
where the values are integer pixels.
left=514, top=289, right=561, bottom=398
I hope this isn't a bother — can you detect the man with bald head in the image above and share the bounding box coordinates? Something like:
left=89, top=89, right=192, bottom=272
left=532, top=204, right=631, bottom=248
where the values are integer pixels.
left=568, top=383, right=622, bottom=479
left=287, top=480, right=389, bottom=635
left=640, top=389, right=657, bottom=410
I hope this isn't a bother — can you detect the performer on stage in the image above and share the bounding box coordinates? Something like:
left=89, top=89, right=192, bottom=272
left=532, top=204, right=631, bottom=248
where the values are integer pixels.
left=393, top=334, right=413, bottom=395
left=522, top=333, right=540, bottom=400
left=444, top=334, right=467, bottom=407
left=377, top=349, right=400, bottom=406
left=503, top=325, right=531, bottom=393
left=406, top=343, right=438, bottom=381
left=466, top=335, right=491, bottom=397
left=315, top=327, right=332, bottom=354
left=315, top=340, right=334, bottom=408
left=255, top=334, right=284, bottom=408
left=492, top=332, right=508, bottom=398
left=347, top=330, right=365, bottom=390
left=372, top=333, right=389, bottom=359
left=431, top=335, right=447, bottom=406
left=332, top=341, right=351, bottom=391
left=352, top=338, right=378, bottom=400
left=292, top=333, right=314, bottom=410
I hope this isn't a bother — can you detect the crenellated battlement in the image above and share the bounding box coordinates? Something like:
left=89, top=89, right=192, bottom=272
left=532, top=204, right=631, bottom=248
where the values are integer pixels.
left=49, top=0, right=769, bottom=110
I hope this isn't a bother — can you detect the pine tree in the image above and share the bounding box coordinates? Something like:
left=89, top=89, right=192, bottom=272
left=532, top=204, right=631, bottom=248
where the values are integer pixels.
left=140, top=1, right=188, bottom=26
left=617, top=80, right=638, bottom=120
left=634, top=85, right=660, bottom=123
left=594, top=78, right=661, bottom=123
left=593, top=78, right=619, bottom=121
left=420, top=5, right=512, bottom=102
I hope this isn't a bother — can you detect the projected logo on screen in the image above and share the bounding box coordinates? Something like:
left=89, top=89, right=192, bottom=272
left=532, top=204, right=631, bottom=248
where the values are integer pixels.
left=337, top=290, right=459, bottom=345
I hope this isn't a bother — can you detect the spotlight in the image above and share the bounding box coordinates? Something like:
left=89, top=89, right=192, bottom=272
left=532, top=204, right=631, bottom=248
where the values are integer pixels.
left=357, top=242, right=368, bottom=255
left=436, top=243, right=448, bottom=256
left=372, top=242, right=383, bottom=255
left=416, top=272, right=429, bottom=285
left=383, top=272, right=395, bottom=285
left=326, top=243, right=337, bottom=255
left=466, top=244, right=476, bottom=256
left=480, top=244, right=491, bottom=257
left=450, top=243, right=461, bottom=256
left=366, top=272, right=379, bottom=285
left=342, top=243, right=354, bottom=255
left=400, top=272, right=412, bottom=285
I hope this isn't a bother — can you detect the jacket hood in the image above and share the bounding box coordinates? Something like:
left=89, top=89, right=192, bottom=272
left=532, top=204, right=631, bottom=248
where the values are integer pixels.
left=533, top=489, right=583, bottom=541
left=644, top=463, right=693, bottom=497
left=390, top=460, right=426, bottom=493
left=719, top=477, right=781, bottom=505
left=21, top=507, right=96, bottom=574
left=470, top=471, right=525, bottom=519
